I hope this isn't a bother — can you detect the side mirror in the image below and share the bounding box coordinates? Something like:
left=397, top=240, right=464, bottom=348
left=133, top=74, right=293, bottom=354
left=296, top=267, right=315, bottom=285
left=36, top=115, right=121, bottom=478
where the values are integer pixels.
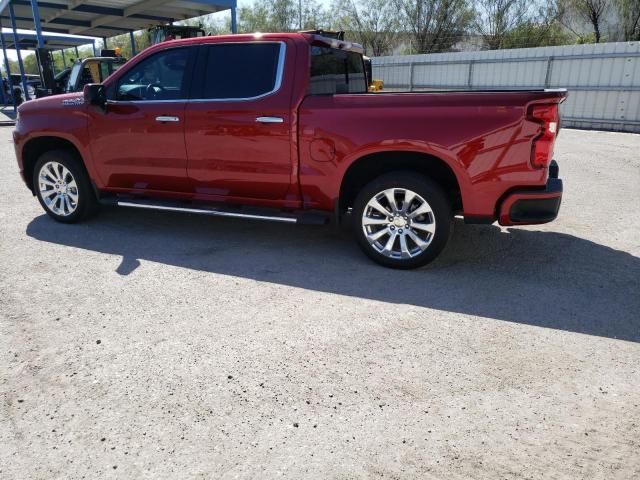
left=83, top=83, right=105, bottom=107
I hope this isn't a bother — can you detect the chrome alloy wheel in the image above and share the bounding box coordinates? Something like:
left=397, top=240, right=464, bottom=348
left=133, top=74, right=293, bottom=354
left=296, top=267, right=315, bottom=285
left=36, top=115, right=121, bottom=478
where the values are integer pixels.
left=38, top=161, right=79, bottom=217
left=361, top=188, right=436, bottom=259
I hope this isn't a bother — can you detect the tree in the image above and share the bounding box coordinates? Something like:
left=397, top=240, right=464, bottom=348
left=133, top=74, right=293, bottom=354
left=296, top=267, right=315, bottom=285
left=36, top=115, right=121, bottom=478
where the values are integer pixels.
left=561, top=0, right=610, bottom=42
left=615, top=0, right=640, bottom=40
left=237, top=0, right=330, bottom=33
left=333, top=0, right=401, bottom=56
left=396, top=0, right=474, bottom=53
left=474, top=0, right=563, bottom=49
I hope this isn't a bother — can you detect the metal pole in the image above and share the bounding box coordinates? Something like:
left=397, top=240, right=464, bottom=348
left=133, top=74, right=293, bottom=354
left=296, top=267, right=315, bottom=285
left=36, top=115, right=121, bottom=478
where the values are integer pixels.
left=30, top=0, right=45, bottom=48
left=61, top=49, right=66, bottom=68
left=92, top=40, right=96, bottom=56
left=0, top=18, right=17, bottom=109
left=231, top=7, right=237, bottom=34
left=102, top=37, right=107, bottom=50
left=9, top=2, right=30, bottom=101
left=129, top=31, right=136, bottom=56
left=74, top=46, right=79, bottom=59
left=299, top=0, right=302, bottom=29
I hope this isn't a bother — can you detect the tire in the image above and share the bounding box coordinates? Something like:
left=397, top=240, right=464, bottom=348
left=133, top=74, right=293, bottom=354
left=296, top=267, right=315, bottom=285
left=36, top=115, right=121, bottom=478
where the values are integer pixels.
left=33, top=149, right=98, bottom=223
left=352, top=172, right=452, bottom=269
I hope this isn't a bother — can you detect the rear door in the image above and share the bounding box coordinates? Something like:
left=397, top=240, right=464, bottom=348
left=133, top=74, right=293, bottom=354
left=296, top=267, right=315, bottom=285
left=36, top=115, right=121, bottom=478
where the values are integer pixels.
left=87, top=47, right=195, bottom=192
left=184, top=41, right=293, bottom=202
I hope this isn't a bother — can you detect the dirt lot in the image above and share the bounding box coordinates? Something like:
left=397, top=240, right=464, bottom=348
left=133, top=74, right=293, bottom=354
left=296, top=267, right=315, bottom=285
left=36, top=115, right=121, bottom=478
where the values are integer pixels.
left=1, top=127, right=639, bottom=479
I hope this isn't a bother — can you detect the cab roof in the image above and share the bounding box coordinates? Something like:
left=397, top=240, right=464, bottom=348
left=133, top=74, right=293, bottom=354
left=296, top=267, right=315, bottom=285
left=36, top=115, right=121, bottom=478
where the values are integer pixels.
left=145, top=32, right=365, bottom=55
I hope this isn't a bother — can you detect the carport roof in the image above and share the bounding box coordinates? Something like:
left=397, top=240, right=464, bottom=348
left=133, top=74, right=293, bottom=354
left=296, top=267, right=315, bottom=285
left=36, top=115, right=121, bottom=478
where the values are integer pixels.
left=1, top=27, right=94, bottom=49
left=0, top=0, right=235, bottom=38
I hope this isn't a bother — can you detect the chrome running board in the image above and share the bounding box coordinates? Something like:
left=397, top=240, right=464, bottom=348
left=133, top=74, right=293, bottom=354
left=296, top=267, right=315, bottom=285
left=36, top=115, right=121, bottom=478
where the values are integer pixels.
left=112, top=199, right=330, bottom=225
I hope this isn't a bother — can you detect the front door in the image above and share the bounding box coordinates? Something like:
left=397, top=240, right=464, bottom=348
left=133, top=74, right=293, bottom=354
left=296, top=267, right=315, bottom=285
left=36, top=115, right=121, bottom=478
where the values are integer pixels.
left=184, top=41, right=294, bottom=202
left=87, top=47, right=194, bottom=193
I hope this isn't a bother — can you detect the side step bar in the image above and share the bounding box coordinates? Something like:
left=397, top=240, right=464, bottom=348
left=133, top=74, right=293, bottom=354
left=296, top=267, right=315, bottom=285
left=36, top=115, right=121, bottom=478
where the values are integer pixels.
left=112, top=199, right=329, bottom=225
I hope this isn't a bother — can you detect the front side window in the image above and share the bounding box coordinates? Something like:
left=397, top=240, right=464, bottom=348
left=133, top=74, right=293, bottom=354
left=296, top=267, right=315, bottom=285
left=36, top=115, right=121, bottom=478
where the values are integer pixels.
left=309, top=47, right=367, bottom=95
left=200, top=43, right=282, bottom=100
left=116, top=48, right=189, bottom=101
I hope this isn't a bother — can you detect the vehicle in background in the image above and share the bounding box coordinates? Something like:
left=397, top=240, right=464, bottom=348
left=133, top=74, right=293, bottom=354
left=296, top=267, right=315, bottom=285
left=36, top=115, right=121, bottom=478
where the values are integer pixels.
left=64, top=56, right=127, bottom=93
left=13, top=32, right=566, bottom=269
left=54, top=67, right=72, bottom=93
left=148, top=24, right=205, bottom=45
left=7, top=74, right=40, bottom=105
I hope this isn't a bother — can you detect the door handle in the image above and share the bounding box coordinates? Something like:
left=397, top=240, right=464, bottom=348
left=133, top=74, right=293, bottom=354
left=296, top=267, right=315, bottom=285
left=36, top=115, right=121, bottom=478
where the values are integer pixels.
left=155, top=116, right=180, bottom=122
left=255, top=116, right=284, bottom=124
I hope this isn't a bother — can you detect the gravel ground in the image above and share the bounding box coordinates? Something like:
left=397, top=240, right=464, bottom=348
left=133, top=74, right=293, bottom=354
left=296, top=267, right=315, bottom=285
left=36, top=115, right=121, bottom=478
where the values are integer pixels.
left=1, top=127, right=639, bottom=479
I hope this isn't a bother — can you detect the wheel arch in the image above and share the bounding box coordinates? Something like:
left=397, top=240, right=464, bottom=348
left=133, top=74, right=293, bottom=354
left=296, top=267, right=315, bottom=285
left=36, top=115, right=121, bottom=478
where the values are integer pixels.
left=22, top=135, right=89, bottom=193
left=338, top=149, right=467, bottom=220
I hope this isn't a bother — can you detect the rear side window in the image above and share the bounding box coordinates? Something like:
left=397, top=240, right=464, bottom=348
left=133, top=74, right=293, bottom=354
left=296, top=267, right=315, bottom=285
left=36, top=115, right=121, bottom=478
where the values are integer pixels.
left=309, top=47, right=367, bottom=95
left=200, top=43, right=282, bottom=99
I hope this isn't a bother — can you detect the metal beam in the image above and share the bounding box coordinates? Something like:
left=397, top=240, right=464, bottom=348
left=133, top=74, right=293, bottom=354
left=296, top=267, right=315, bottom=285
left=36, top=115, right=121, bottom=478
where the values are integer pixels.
left=0, top=16, right=16, bottom=109
left=30, top=0, right=46, bottom=48
left=231, top=7, right=237, bottom=34
left=9, top=2, right=30, bottom=101
left=129, top=31, right=136, bottom=56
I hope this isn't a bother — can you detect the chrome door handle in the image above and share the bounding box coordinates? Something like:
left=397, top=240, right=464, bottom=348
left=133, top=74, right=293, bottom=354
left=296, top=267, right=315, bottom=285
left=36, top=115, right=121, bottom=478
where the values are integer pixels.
left=155, top=116, right=180, bottom=122
left=255, top=116, right=284, bottom=124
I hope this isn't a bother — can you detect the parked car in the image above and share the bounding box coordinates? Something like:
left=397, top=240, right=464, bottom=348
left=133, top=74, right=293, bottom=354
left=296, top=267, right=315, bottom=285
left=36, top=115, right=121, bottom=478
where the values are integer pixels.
left=12, top=33, right=566, bottom=269
left=7, top=74, right=40, bottom=104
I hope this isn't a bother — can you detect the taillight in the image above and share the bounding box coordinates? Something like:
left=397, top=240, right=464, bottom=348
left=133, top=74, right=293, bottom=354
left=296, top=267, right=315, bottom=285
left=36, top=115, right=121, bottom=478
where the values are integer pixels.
left=529, top=104, right=559, bottom=169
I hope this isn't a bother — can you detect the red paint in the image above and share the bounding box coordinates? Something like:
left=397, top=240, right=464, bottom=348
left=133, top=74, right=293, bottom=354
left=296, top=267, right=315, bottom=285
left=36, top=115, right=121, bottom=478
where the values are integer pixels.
left=13, top=33, right=566, bottom=224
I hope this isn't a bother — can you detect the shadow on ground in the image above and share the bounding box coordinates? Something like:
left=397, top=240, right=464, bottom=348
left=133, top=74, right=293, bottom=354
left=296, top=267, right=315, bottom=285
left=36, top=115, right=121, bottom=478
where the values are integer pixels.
left=27, top=207, right=640, bottom=342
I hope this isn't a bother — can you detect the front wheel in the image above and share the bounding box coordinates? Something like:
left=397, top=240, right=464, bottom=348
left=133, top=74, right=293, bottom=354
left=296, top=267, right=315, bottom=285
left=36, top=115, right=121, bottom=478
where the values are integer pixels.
left=33, top=150, right=98, bottom=223
left=352, top=172, right=452, bottom=269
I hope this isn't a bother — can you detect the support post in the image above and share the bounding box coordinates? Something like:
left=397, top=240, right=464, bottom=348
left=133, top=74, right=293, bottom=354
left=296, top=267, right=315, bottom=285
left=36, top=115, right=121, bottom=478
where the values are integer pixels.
left=103, top=37, right=108, bottom=49
left=92, top=40, right=96, bottom=56
left=231, top=7, right=237, bottom=34
left=409, top=62, right=414, bottom=92
left=9, top=2, right=30, bottom=101
left=129, top=31, right=136, bottom=56
left=30, top=0, right=45, bottom=48
left=61, top=49, right=66, bottom=68
left=74, top=46, right=79, bottom=59
left=0, top=17, right=16, bottom=109
left=544, top=56, right=554, bottom=88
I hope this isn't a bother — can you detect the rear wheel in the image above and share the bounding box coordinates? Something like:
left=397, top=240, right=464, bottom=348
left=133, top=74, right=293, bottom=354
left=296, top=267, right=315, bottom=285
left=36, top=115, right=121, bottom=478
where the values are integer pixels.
left=33, top=150, right=98, bottom=223
left=352, top=172, right=452, bottom=269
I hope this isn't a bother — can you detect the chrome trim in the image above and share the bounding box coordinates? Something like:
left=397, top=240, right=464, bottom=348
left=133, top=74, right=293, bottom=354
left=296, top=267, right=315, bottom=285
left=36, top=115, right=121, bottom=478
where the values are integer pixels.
left=155, top=115, right=180, bottom=122
left=108, top=41, right=287, bottom=106
left=117, top=201, right=297, bottom=223
left=256, top=116, right=284, bottom=123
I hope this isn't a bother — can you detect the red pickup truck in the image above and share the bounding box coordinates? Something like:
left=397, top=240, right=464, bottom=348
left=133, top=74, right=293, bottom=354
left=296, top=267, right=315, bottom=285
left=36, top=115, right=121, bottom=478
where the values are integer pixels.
left=13, top=32, right=565, bottom=269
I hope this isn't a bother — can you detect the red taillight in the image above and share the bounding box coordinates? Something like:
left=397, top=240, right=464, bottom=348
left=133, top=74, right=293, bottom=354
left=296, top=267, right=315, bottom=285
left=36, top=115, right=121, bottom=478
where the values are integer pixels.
left=529, top=104, right=559, bottom=169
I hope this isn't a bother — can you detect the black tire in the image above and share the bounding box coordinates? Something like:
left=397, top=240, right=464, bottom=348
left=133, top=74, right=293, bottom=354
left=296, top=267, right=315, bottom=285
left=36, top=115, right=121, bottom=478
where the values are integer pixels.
left=352, top=172, right=452, bottom=269
left=33, top=149, right=98, bottom=223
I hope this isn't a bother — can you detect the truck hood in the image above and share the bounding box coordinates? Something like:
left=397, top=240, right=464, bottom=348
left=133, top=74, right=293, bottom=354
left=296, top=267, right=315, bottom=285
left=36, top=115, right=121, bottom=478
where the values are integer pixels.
left=18, top=92, right=85, bottom=114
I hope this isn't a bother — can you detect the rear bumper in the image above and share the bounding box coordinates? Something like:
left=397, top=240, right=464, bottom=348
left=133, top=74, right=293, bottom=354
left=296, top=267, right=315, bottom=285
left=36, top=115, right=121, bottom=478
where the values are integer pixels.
left=498, top=162, right=563, bottom=226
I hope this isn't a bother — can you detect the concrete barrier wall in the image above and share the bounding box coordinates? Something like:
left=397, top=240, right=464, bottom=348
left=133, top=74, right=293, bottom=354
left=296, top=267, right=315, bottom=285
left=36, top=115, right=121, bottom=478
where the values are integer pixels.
left=372, top=42, right=640, bottom=133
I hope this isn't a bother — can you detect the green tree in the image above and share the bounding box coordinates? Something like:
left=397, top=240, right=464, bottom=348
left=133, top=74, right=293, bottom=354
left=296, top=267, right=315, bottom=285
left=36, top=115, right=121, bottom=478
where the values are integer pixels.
left=395, top=0, right=474, bottom=54
left=560, top=0, right=610, bottom=42
left=615, top=0, right=640, bottom=40
left=333, top=0, right=401, bottom=56
left=475, top=0, right=563, bottom=49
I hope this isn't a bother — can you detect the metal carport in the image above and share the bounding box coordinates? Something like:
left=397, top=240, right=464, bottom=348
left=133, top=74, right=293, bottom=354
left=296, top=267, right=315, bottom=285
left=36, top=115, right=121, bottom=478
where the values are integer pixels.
left=0, top=0, right=237, bottom=106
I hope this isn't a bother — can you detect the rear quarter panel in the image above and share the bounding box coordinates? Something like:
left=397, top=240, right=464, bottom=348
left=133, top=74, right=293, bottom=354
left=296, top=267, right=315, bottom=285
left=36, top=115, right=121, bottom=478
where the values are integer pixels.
left=298, top=91, right=565, bottom=217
